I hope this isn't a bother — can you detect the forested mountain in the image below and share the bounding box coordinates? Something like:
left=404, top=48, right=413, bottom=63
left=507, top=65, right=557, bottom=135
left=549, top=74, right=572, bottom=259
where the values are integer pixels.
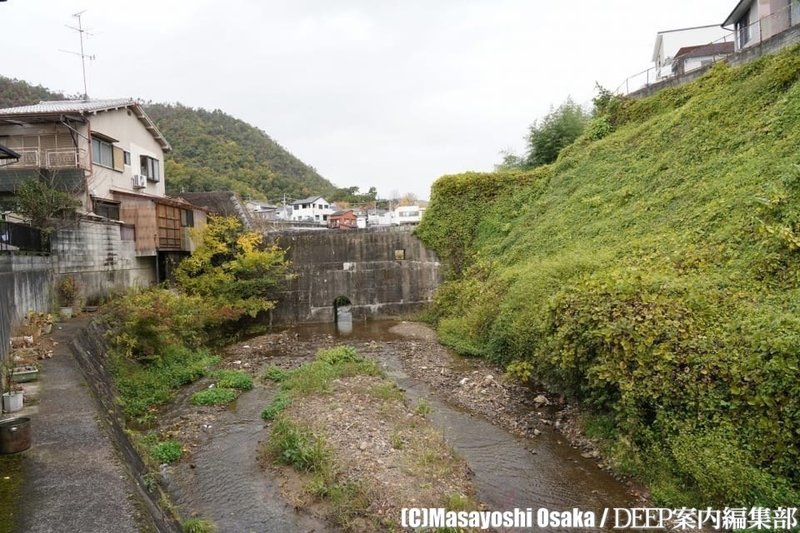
left=0, top=76, right=65, bottom=108
left=144, top=104, right=336, bottom=200
left=0, top=76, right=337, bottom=201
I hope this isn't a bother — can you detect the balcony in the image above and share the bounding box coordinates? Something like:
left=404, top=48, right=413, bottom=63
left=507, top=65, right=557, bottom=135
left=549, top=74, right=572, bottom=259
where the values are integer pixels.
left=10, top=148, right=84, bottom=170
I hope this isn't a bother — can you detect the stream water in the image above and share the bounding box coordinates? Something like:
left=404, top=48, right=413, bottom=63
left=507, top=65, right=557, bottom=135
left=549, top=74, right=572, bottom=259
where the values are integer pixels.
left=161, top=320, right=636, bottom=532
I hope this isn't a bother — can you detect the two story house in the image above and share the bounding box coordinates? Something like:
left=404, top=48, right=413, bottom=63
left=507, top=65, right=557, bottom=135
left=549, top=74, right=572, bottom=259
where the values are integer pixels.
left=291, top=196, right=333, bottom=225
left=0, top=98, right=206, bottom=280
left=652, top=24, right=733, bottom=81
left=723, top=0, right=800, bottom=49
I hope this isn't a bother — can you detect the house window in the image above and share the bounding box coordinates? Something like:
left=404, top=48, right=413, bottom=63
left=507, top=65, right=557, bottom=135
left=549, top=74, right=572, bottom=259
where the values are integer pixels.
left=140, top=155, right=160, bottom=182
left=123, top=151, right=131, bottom=165
left=91, top=136, right=115, bottom=168
left=293, top=205, right=299, bottom=210
left=180, top=209, right=194, bottom=227
left=92, top=198, right=120, bottom=220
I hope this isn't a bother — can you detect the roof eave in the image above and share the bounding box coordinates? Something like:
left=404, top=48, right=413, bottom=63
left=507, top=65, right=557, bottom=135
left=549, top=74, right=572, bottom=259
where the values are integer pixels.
left=130, top=103, right=172, bottom=152
left=723, top=0, right=751, bottom=27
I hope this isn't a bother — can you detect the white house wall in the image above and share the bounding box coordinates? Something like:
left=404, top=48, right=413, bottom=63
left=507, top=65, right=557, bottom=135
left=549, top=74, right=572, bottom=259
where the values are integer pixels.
left=88, top=109, right=166, bottom=199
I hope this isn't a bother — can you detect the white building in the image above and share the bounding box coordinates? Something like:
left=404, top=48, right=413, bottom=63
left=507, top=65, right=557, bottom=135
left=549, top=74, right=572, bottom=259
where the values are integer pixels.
left=393, top=205, right=425, bottom=225
left=290, top=196, right=334, bottom=225
left=652, top=25, right=733, bottom=80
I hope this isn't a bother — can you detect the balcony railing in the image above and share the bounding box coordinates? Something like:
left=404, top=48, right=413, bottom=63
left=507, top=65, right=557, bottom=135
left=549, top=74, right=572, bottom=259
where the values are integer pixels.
left=5, top=149, right=84, bottom=169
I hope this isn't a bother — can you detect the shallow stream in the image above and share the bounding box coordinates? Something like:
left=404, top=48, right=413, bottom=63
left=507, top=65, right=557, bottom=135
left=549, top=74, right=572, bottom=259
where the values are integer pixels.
left=161, top=320, right=635, bottom=532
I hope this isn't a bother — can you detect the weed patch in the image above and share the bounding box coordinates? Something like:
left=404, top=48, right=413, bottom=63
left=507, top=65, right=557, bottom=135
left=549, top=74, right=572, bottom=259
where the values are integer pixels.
left=191, top=387, right=237, bottom=406
left=213, top=369, right=253, bottom=390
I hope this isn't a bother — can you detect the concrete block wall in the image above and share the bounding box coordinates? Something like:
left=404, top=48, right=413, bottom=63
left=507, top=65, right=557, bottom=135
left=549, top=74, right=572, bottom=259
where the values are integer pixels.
left=51, top=219, right=156, bottom=304
left=269, top=227, right=442, bottom=324
left=1, top=219, right=157, bottom=361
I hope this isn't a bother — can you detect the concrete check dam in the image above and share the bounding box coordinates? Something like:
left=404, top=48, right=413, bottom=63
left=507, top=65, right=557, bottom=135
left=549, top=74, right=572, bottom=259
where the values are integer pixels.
left=269, top=227, right=442, bottom=324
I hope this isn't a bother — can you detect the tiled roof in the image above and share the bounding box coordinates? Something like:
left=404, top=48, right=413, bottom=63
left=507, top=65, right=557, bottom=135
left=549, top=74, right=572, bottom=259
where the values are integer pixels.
left=178, top=191, right=254, bottom=228
left=0, top=99, right=171, bottom=151
left=292, top=195, right=325, bottom=205
left=0, top=98, right=136, bottom=115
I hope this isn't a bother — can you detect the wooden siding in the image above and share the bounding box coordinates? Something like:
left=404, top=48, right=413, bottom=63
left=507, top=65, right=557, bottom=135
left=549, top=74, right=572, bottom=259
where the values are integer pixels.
left=117, top=196, right=158, bottom=256
left=156, top=203, right=182, bottom=249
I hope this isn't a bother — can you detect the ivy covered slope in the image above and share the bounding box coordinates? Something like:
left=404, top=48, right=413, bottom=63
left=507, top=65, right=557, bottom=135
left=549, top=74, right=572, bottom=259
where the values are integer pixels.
left=144, top=103, right=337, bottom=200
left=416, top=46, right=800, bottom=506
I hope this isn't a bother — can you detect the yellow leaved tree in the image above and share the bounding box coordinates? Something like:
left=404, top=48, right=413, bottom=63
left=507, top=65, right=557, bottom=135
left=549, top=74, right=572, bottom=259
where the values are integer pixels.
left=175, top=215, right=292, bottom=318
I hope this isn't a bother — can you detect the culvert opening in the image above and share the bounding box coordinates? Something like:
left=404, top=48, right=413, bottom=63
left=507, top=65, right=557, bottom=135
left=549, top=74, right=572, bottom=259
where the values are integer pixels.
left=333, top=295, right=353, bottom=335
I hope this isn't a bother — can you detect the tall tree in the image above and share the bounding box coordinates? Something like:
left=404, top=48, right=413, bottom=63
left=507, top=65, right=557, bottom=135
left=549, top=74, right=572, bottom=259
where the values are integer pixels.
left=524, top=98, right=589, bottom=168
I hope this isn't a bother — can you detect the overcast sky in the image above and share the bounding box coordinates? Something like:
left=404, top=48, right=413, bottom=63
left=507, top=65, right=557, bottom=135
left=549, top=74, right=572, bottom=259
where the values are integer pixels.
left=1, top=0, right=736, bottom=200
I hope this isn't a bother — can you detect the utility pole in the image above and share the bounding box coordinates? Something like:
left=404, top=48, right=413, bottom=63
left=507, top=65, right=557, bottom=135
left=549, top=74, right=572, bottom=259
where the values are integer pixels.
left=61, top=11, right=95, bottom=101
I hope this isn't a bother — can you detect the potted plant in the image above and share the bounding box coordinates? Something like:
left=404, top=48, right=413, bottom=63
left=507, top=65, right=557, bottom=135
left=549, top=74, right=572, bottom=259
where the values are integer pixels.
left=2, top=362, right=24, bottom=413
left=57, top=275, right=79, bottom=319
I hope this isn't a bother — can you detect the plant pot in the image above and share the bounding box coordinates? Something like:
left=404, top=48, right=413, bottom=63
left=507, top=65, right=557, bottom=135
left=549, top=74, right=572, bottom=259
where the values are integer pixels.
left=2, top=392, right=23, bottom=413
left=59, top=306, right=73, bottom=319
left=0, top=417, right=31, bottom=454
left=11, top=366, right=38, bottom=383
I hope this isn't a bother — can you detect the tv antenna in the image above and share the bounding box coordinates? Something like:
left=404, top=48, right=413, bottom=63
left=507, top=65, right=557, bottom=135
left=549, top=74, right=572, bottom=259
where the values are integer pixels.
left=60, top=11, right=96, bottom=101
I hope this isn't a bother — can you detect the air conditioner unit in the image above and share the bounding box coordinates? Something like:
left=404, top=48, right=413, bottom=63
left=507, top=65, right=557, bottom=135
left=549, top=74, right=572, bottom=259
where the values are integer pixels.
left=132, top=174, right=147, bottom=189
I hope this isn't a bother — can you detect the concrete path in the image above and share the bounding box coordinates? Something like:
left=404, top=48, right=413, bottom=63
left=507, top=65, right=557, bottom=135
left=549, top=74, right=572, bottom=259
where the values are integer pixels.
left=7, top=317, right=147, bottom=532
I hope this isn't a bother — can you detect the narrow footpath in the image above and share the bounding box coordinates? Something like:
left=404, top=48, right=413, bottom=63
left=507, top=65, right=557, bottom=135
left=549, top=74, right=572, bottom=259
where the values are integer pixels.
left=3, top=317, right=146, bottom=533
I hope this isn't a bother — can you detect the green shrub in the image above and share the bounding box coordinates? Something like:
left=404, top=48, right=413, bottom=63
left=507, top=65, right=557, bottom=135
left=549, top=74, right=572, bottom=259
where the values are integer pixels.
left=213, top=369, right=253, bottom=390
left=669, top=426, right=799, bottom=506
left=151, top=439, right=183, bottom=464
left=107, top=288, right=215, bottom=361
left=191, top=387, right=237, bottom=406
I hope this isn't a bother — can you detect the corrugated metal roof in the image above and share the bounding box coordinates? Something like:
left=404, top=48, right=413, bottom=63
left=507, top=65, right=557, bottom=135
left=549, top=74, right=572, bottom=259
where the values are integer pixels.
left=0, top=98, right=136, bottom=115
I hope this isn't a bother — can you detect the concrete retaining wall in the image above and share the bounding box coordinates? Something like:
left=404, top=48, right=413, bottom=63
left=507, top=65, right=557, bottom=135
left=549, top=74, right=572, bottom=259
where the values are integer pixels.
left=269, top=227, right=442, bottom=324
left=0, top=254, right=51, bottom=362
left=51, top=220, right=156, bottom=303
left=70, top=320, right=181, bottom=532
left=0, top=219, right=156, bottom=362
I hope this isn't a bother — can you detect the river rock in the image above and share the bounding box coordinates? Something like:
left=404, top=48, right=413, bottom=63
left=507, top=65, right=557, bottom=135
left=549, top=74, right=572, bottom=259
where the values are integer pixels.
left=533, top=394, right=549, bottom=406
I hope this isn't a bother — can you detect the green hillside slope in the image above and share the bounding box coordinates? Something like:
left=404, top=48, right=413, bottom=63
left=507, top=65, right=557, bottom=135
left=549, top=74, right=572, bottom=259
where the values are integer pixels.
left=0, top=76, right=65, bottom=107
left=144, top=104, right=336, bottom=200
left=0, top=77, right=336, bottom=200
left=417, top=45, right=800, bottom=505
